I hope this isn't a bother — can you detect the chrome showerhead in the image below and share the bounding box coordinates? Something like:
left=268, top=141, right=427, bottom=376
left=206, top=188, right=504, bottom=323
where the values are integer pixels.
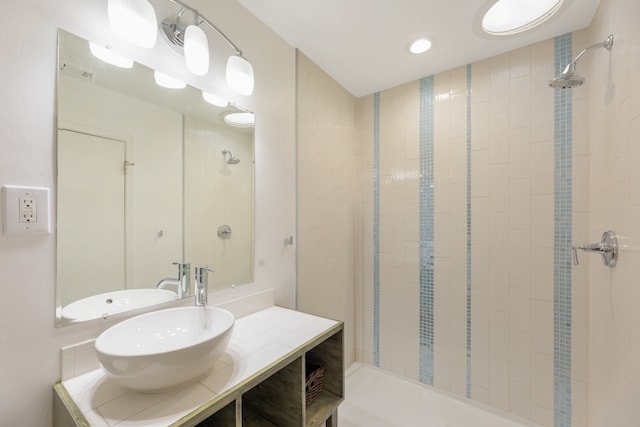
left=548, top=63, right=585, bottom=89
left=549, top=34, right=613, bottom=89
left=222, top=149, right=240, bottom=164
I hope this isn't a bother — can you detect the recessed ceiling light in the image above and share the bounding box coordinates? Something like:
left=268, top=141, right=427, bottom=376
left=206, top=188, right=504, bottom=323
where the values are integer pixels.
left=222, top=112, right=255, bottom=128
left=409, top=38, right=433, bottom=55
left=482, top=0, right=563, bottom=35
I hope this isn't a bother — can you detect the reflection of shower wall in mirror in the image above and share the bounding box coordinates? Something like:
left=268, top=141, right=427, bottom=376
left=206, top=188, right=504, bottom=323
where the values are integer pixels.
left=58, top=74, right=183, bottom=306
left=184, top=115, right=255, bottom=288
left=56, top=30, right=255, bottom=326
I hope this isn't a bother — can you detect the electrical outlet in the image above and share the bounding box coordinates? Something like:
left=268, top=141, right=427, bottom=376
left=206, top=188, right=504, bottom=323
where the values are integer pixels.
left=3, top=185, right=50, bottom=234
left=19, top=198, right=37, bottom=223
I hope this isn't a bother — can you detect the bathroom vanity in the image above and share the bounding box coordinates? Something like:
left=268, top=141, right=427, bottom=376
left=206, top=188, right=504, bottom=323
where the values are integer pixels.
left=53, top=304, right=344, bottom=427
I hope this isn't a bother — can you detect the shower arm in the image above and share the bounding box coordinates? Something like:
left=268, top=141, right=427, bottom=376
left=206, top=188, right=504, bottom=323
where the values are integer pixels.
left=569, top=35, right=614, bottom=66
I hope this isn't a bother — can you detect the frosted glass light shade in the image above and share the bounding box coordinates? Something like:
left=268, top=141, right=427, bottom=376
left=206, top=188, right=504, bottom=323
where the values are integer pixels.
left=226, top=55, right=254, bottom=96
left=154, top=71, right=186, bottom=89
left=108, top=0, right=158, bottom=48
left=184, top=25, right=209, bottom=76
left=89, top=42, right=134, bottom=68
left=202, top=91, right=229, bottom=107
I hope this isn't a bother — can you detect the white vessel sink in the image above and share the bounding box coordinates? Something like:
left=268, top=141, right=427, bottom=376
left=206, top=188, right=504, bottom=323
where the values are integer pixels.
left=60, top=289, right=178, bottom=323
left=95, top=306, right=235, bottom=392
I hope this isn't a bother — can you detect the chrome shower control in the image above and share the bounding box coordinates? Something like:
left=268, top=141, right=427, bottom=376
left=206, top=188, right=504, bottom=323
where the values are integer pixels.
left=572, top=230, right=618, bottom=268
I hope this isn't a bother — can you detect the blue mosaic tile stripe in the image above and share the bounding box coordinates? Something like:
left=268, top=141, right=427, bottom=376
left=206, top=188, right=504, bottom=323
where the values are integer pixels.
left=466, top=63, right=473, bottom=399
left=373, top=92, right=381, bottom=367
left=419, top=76, right=435, bottom=385
left=553, top=33, right=573, bottom=427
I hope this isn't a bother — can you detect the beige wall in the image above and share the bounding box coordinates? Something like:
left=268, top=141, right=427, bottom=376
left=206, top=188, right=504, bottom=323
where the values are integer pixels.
left=296, top=52, right=358, bottom=367
left=586, top=0, right=640, bottom=425
left=0, top=1, right=295, bottom=425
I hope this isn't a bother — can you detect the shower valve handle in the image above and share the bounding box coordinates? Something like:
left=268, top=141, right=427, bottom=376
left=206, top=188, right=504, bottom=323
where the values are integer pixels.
left=572, top=230, right=618, bottom=268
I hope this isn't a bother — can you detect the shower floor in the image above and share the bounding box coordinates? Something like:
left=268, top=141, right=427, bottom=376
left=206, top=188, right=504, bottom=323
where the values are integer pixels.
left=339, top=364, right=540, bottom=427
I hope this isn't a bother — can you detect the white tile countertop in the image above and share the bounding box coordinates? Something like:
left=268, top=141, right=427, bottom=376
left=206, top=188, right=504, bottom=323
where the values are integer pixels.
left=60, top=306, right=340, bottom=426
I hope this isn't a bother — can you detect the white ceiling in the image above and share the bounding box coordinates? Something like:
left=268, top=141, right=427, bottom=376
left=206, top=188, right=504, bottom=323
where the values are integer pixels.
left=239, top=0, right=602, bottom=97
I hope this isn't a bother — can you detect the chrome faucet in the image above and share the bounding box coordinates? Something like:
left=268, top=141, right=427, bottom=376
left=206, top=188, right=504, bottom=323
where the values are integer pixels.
left=156, top=262, right=191, bottom=298
left=572, top=230, right=618, bottom=268
left=194, top=267, right=213, bottom=306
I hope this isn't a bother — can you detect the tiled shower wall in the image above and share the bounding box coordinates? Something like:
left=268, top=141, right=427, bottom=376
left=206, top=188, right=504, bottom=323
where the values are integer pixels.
left=296, top=27, right=611, bottom=427
left=355, top=35, right=590, bottom=426
left=586, top=0, right=640, bottom=425
left=296, top=52, right=358, bottom=367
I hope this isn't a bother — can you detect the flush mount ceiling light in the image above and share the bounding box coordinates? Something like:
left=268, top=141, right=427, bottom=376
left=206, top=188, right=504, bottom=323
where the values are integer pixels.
left=109, top=0, right=255, bottom=96
left=481, top=0, right=564, bottom=35
left=409, top=38, right=433, bottom=55
left=108, top=0, right=158, bottom=48
left=89, top=42, right=134, bottom=68
left=154, top=70, right=186, bottom=89
left=222, top=112, right=255, bottom=128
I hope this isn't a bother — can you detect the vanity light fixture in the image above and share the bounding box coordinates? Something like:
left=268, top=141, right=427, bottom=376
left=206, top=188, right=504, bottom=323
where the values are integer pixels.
left=184, top=22, right=209, bottom=76
left=409, top=38, right=433, bottom=55
left=108, top=0, right=158, bottom=48
left=153, top=70, right=186, bottom=89
left=89, top=42, right=134, bottom=68
left=202, top=91, right=229, bottom=107
left=481, top=0, right=564, bottom=35
left=226, top=55, right=254, bottom=96
left=109, top=0, right=255, bottom=96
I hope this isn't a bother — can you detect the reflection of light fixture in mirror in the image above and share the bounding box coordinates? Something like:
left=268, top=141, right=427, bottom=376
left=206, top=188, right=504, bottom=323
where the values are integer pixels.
left=108, top=0, right=158, bottom=48
left=202, top=91, right=228, bottom=107
left=89, top=42, right=134, bottom=68
left=154, top=70, right=186, bottom=89
left=226, top=55, right=255, bottom=96
left=184, top=23, right=209, bottom=76
left=481, top=0, right=564, bottom=35
left=223, top=112, right=255, bottom=128
left=132, top=0, right=255, bottom=96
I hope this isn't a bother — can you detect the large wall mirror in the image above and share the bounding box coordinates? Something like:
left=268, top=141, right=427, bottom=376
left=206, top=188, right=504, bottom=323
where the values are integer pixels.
left=55, top=29, right=254, bottom=326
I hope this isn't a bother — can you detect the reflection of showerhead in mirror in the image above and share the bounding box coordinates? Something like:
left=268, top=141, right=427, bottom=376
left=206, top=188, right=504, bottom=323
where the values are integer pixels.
left=222, top=149, right=240, bottom=164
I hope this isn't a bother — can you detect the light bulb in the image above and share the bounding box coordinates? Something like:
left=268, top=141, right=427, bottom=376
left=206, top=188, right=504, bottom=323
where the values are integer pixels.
left=89, top=42, right=134, bottom=68
left=184, top=25, right=209, bottom=76
left=226, top=55, right=254, bottom=96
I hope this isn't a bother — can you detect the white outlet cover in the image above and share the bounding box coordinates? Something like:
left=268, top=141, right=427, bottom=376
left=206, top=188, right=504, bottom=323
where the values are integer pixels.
left=2, top=185, right=51, bottom=234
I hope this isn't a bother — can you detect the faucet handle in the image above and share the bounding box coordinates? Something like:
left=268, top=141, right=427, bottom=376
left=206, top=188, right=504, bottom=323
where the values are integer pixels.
left=194, top=266, right=213, bottom=306
left=195, top=266, right=214, bottom=276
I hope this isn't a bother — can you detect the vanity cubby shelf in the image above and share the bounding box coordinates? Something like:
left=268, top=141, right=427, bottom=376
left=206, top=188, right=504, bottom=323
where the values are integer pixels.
left=53, top=311, right=343, bottom=427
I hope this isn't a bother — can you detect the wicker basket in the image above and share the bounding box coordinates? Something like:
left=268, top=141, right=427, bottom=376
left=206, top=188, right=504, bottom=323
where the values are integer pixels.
left=305, top=362, right=325, bottom=407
